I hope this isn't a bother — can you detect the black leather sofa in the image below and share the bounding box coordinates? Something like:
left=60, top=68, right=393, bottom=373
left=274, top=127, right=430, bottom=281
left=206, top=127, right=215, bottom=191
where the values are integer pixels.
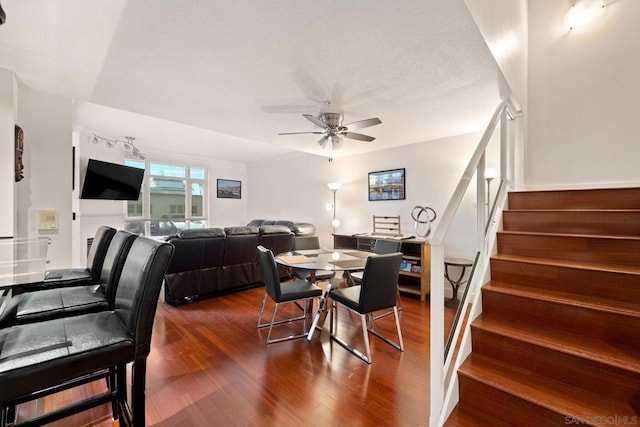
left=163, top=221, right=315, bottom=305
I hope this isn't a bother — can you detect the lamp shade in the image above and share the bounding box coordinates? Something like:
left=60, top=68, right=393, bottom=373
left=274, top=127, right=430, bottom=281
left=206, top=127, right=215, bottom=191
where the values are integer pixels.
left=327, top=182, right=342, bottom=191
left=485, top=168, right=498, bottom=180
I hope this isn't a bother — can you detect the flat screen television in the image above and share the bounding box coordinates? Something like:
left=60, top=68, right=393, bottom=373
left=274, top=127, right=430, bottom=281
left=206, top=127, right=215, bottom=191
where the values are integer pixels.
left=368, top=168, right=405, bottom=201
left=80, top=159, right=144, bottom=201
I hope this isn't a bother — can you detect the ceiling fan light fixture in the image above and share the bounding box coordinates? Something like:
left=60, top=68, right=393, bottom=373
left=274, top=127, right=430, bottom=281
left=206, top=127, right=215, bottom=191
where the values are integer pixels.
left=279, top=112, right=381, bottom=154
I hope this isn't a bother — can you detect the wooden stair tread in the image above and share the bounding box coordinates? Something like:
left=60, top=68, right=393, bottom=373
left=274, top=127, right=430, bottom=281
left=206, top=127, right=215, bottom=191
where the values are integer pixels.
left=491, top=253, right=640, bottom=275
left=445, top=405, right=512, bottom=426
left=484, top=280, right=640, bottom=319
left=507, top=187, right=640, bottom=210
left=458, top=353, right=637, bottom=419
left=472, top=314, right=640, bottom=374
left=499, top=229, right=640, bottom=241
left=505, top=209, right=640, bottom=213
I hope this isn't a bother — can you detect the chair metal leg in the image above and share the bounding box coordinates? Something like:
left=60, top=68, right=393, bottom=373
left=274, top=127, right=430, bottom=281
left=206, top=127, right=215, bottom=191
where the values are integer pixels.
left=331, top=303, right=404, bottom=364
left=329, top=305, right=373, bottom=364
left=360, top=314, right=372, bottom=363
left=258, top=297, right=319, bottom=344
left=257, top=293, right=268, bottom=328
left=368, top=306, right=404, bottom=352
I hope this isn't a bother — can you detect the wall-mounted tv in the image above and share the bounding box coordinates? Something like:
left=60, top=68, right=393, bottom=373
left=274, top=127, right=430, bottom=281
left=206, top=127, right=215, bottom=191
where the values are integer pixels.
left=80, top=159, right=145, bottom=201
left=368, top=168, right=405, bottom=201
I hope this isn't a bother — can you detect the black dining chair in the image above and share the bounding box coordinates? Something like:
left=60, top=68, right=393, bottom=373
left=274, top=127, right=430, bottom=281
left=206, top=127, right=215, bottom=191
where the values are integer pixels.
left=0, top=237, right=174, bottom=427
left=291, top=236, right=335, bottom=283
left=348, top=239, right=402, bottom=283
left=328, top=252, right=404, bottom=364
left=14, top=226, right=117, bottom=294
left=256, top=245, right=322, bottom=344
left=345, top=239, right=404, bottom=318
left=0, top=230, right=137, bottom=327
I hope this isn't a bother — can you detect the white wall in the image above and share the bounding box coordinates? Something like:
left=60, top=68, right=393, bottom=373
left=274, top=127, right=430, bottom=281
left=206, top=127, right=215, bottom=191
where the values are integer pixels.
left=248, top=132, right=485, bottom=259
left=16, top=85, right=73, bottom=268
left=0, top=68, right=16, bottom=238
left=464, top=0, right=528, bottom=109
left=527, top=0, right=640, bottom=189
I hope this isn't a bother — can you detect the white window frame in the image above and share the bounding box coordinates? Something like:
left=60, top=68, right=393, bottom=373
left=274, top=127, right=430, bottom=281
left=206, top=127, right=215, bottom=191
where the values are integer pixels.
left=124, top=159, right=208, bottom=235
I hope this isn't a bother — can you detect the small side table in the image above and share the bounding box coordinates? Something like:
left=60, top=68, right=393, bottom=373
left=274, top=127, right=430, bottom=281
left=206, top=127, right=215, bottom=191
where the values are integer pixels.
left=444, top=257, right=473, bottom=307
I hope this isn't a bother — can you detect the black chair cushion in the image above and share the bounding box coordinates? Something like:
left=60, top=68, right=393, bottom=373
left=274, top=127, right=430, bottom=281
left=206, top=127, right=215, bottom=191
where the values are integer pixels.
left=0, top=286, right=108, bottom=326
left=43, top=267, right=91, bottom=283
left=0, top=311, right=133, bottom=403
left=328, top=286, right=362, bottom=312
left=277, top=280, right=323, bottom=303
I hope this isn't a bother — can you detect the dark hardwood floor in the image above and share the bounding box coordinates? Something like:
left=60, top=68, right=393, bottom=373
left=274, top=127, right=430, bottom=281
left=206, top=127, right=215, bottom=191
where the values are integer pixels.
left=16, top=283, right=456, bottom=426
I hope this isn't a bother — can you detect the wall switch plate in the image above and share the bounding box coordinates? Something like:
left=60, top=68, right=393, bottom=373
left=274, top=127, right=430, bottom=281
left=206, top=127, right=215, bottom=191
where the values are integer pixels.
left=38, top=209, right=58, bottom=230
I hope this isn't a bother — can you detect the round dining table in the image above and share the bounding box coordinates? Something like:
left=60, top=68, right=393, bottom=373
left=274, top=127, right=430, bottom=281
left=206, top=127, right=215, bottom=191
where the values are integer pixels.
left=275, top=248, right=373, bottom=340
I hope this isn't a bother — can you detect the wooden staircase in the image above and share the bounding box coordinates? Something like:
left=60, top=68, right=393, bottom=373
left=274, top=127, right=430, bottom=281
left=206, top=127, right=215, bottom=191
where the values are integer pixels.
left=445, top=187, right=640, bottom=426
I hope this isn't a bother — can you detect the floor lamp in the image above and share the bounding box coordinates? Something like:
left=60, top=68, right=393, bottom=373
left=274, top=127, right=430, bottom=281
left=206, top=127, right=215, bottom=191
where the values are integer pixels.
left=327, top=182, right=341, bottom=234
left=485, top=168, right=498, bottom=216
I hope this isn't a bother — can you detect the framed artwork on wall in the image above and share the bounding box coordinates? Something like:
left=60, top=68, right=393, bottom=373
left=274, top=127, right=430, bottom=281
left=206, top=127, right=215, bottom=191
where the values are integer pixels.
left=217, top=179, right=241, bottom=199
left=368, top=168, right=405, bottom=201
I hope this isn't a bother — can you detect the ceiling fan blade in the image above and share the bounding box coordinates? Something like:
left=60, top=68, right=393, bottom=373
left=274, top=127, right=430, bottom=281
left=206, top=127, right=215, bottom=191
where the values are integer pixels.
left=317, top=135, right=329, bottom=148
left=303, top=114, right=327, bottom=129
left=344, top=117, right=381, bottom=131
left=278, top=131, right=325, bottom=135
left=343, top=132, right=375, bottom=142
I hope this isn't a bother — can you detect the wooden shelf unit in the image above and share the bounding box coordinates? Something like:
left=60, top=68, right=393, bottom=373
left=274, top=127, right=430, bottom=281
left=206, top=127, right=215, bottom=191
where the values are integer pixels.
left=333, top=233, right=430, bottom=301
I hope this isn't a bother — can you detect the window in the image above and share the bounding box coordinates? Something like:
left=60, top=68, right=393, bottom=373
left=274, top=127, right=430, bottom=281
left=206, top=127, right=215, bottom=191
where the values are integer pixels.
left=124, top=160, right=208, bottom=237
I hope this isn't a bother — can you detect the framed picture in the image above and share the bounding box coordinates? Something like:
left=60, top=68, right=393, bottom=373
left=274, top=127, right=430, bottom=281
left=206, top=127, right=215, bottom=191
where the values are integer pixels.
left=368, top=168, right=405, bottom=201
left=217, top=179, right=242, bottom=199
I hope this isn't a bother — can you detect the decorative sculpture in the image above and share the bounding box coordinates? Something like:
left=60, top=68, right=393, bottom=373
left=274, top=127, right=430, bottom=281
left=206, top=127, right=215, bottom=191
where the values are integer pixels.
left=15, top=125, right=24, bottom=182
left=411, top=206, right=436, bottom=238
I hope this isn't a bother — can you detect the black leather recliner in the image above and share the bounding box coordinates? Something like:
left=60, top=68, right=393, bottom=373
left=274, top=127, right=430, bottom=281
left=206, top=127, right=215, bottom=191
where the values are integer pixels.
left=0, top=237, right=174, bottom=427
left=164, top=228, right=226, bottom=305
left=257, top=225, right=293, bottom=280
left=221, top=226, right=260, bottom=291
left=163, top=226, right=296, bottom=305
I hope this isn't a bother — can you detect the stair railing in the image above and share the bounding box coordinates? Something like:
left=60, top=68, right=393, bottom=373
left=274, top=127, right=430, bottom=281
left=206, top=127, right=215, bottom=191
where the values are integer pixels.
left=429, top=99, right=522, bottom=427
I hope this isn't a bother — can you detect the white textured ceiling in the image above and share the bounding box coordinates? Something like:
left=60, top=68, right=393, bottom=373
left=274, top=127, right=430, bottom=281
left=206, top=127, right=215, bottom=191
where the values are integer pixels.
left=0, top=0, right=501, bottom=162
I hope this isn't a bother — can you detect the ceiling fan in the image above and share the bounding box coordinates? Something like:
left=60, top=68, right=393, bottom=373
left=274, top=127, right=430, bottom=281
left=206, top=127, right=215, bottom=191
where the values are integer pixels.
left=278, top=113, right=382, bottom=150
